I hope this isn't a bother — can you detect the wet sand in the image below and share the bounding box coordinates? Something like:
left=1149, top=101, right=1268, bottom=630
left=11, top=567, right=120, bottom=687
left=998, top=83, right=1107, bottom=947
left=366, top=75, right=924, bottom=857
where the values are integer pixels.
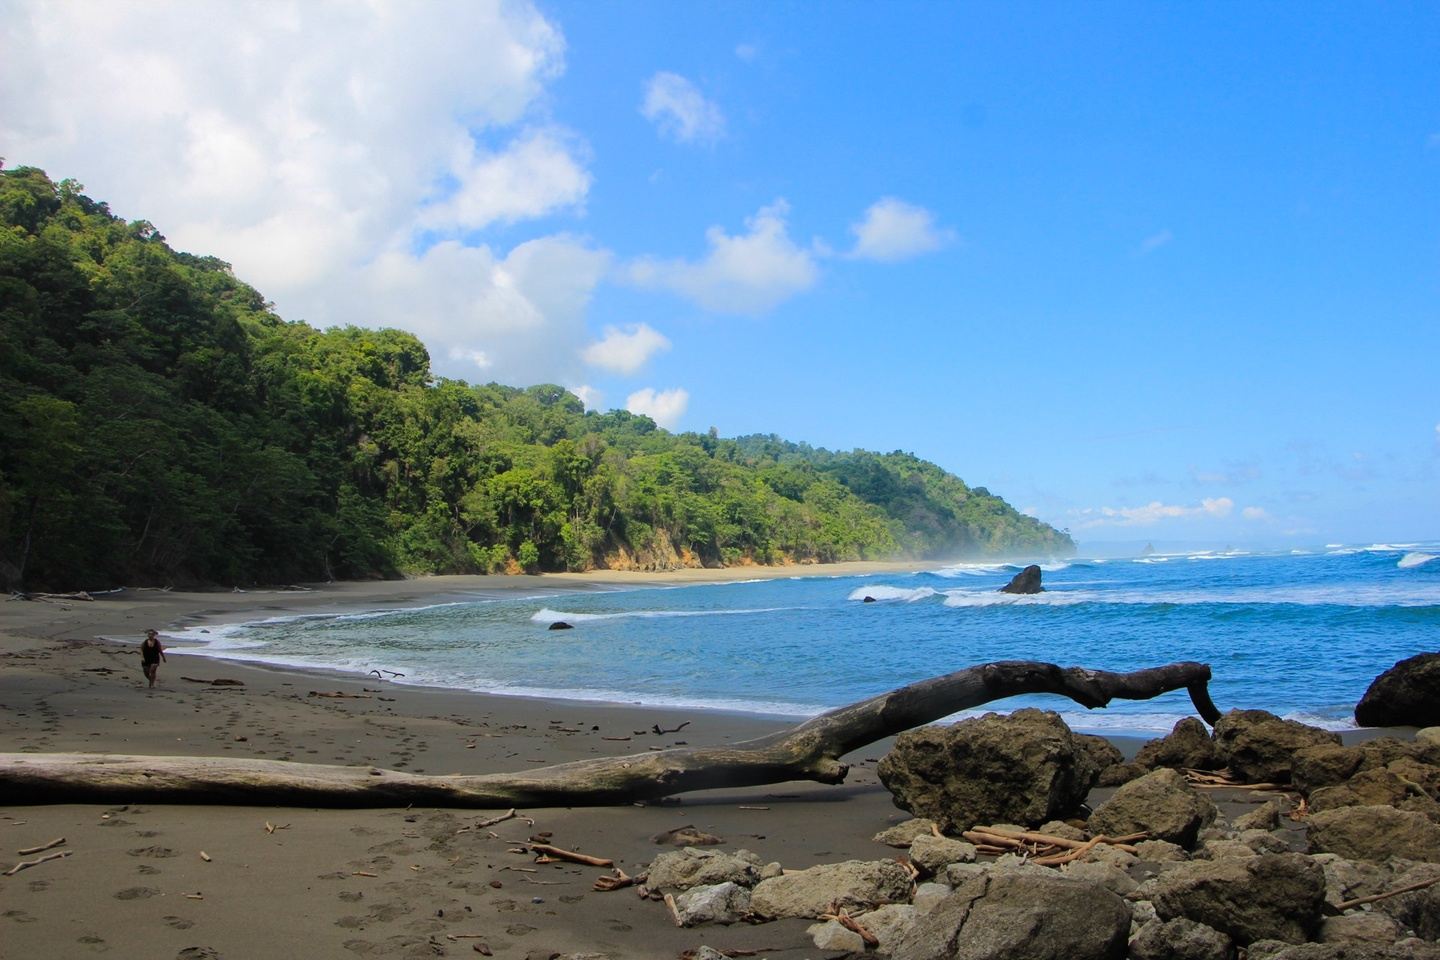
left=2, top=570, right=1146, bottom=959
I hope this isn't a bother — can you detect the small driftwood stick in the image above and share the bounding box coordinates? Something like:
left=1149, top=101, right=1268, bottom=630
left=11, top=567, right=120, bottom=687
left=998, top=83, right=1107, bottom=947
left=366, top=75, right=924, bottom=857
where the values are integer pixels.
left=4, top=849, right=71, bottom=875
left=0, top=660, right=1220, bottom=807
left=593, top=867, right=636, bottom=891
left=474, top=809, right=517, bottom=828
left=663, top=892, right=682, bottom=926
left=17, top=837, right=65, bottom=856
left=1333, top=874, right=1440, bottom=912
left=821, top=909, right=879, bottom=948
left=529, top=843, right=613, bottom=867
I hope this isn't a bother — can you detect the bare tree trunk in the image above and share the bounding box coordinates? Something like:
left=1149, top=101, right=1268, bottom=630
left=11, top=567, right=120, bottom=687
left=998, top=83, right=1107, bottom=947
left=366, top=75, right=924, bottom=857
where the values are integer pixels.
left=0, top=660, right=1218, bottom=808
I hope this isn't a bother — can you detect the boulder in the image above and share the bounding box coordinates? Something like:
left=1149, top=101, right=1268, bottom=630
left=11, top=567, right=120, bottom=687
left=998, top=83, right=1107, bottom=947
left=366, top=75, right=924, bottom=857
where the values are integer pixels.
left=877, top=709, right=1100, bottom=832
left=1307, top=806, right=1440, bottom=862
left=999, top=564, right=1043, bottom=594
left=1294, top=745, right=1367, bottom=794
left=1373, top=861, right=1440, bottom=940
left=748, top=859, right=911, bottom=919
left=1356, top=653, right=1440, bottom=728
left=1213, top=710, right=1342, bottom=783
left=1088, top=767, right=1218, bottom=848
left=913, top=881, right=952, bottom=913
left=1319, top=913, right=1405, bottom=945
left=1147, top=852, right=1327, bottom=944
left=1076, top=733, right=1126, bottom=778
left=547, top=620, right=573, bottom=630
left=1129, top=917, right=1236, bottom=960
left=643, top=848, right=759, bottom=894
left=1248, top=944, right=1440, bottom=960
left=1059, top=860, right=1137, bottom=896
left=1097, top=761, right=1147, bottom=787
left=672, top=881, right=750, bottom=926
left=1312, top=853, right=1389, bottom=909
left=908, top=834, right=977, bottom=874
left=872, top=817, right=940, bottom=848
left=1234, top=799, right=1285, bottom=832
left=1135, top=717, right=1225, bottom=771
left=887, top=872, right=1131, bottom=960
left=1418, top=728, right=1440, bottom=747
left=1310, top=766, right=1440, bottom=820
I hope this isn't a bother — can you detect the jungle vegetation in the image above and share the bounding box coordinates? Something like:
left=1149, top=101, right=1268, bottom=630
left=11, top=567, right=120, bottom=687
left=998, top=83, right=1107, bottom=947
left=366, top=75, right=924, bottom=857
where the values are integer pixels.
left=0, top=166, right=1073, bottom=590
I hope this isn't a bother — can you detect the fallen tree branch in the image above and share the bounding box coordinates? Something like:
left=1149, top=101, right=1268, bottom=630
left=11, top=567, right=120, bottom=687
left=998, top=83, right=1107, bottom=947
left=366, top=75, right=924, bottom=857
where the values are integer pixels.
left=4, top=849, right=71, bottom=875
left=1333, top=875, right=1440, bottom=912
left=17, top=836, right=66, bottom=856
left=0, top=660, right=1219, bottom=807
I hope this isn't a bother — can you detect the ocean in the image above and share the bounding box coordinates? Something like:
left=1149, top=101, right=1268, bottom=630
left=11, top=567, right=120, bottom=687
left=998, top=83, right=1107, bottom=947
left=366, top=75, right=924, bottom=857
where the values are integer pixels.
left=172, top=543, right=1440, bottom=736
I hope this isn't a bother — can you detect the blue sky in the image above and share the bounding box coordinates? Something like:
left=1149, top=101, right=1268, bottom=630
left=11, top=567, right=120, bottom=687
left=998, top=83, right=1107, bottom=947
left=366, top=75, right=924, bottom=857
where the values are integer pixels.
left=2, top=1, right=1436, bottom=547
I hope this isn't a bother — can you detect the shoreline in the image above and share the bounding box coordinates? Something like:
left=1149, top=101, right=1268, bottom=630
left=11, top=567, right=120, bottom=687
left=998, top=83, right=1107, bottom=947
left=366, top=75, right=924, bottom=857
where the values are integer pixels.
left=0, top=570, right=1411, bottom=959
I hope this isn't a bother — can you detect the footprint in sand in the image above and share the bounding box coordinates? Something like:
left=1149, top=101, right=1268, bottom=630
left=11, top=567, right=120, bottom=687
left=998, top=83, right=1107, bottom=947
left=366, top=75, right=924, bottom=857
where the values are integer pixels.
left=3, top=909, right=38, bottom=923
left=134, top=830, right=161, bottom=837
left=176, top=948, right=221, bottom=959
left=163, top=916, right=194, bottom=930
left=114, top=886, right=160, bottom=900
left=76, top=934, right=106, bottom=947
left=28, top=880, right=50, bottom=892
left=128, top=845, right=176, bottom=858
left=338, top=891, right=364, bottom=902
left=137, top=865, right=162, bottom=875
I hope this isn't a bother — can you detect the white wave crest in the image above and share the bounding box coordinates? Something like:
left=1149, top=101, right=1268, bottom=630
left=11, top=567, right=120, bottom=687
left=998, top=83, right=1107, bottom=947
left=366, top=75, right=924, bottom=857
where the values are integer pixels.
left=1399, top=552, right=1437, bottom=570
left=846, top=585, right=938, bottom=602
left=528, top=606, right=789, bottom=624
left=931, top=563, right=1014, bottom=578
left=940, top=590, right=1089, bottom=608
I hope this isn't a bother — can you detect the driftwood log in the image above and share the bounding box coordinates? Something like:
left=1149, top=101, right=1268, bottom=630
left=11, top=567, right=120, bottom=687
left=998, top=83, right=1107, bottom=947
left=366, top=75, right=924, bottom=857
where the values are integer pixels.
left=0, top=660, right=1219, bottom=808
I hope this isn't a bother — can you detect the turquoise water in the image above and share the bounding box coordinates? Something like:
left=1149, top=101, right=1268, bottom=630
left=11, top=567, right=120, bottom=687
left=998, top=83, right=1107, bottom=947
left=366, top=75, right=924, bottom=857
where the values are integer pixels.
left=174, top=544, right=1440, bottom=735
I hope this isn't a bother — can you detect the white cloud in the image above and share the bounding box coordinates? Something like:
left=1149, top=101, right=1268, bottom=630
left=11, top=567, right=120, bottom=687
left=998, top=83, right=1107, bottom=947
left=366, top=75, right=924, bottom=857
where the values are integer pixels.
left=418, top=128, right=590, bottom=232
left=641, top=71, right=725, bottom=144
left=1139, top=229, right=1174, bottom=255
left=848, top=198, right=953, bottom=261
left=627, top=200, right=819, bottom=313
left=626, top=387, right=689, bottom=429
left=1242, top=506, right=1270, bottom=521
left=1072, top=496, right=1236, bottom=529
left=354, top=235, right=611, bottom=386
left=0, top=0, right=614, bottom=387
left=735, top=43, right=759, bottom=62
left=582, top=323, right=671, bottom=375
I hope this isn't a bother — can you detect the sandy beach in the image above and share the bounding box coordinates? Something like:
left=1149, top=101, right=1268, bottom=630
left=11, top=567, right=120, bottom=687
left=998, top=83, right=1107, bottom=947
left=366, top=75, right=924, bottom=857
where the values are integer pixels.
left=0, top=567, right=1269, bottom=960
left=0, top=566, right=988, bottom=959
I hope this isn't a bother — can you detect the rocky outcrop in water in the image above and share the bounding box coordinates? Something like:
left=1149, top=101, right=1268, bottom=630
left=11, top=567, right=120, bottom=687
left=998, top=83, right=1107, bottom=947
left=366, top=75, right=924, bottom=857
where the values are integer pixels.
left=1356, top=653, right=1440, bottom=728
left=999, top=564, right=1044, bottom=594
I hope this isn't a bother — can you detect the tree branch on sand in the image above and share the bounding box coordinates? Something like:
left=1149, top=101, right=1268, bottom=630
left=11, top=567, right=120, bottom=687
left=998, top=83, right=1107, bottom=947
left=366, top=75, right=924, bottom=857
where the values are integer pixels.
left=0, top=660, right=1219, bottom=808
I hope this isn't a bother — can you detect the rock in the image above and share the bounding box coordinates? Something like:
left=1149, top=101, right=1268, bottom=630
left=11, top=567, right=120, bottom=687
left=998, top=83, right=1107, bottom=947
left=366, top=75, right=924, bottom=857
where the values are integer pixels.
left=1307, top=806, right=1440, bottom=862
left=1418, top=728, right=1440, bottom=746
left=1247, top=944, right=1440, bottom=960
left=1235, top=799, right=1285, bottom=832
left=1239, top=829, right=1292, bottom=855
left=1197, top=839, right=1260, bottom=860
left=1356, top=653, right=1440, bottom=728
left=1312, top=853, right=1389, bottom=909
left=944, top=861, right=989, bottom=885
left=1135, top=717, right=1225, bottom=772
left=862, top=903, right=922, bottom=951
left=1373, top=861, right=1440, bottom=939
left=1129, top=917, right=1236, bottom=960
left=547, top=621, right=573, bottom=630
left=643, top=848, right=759, bottom=894
left=1295, top=745, right=1367, bottom=794
left=887, top=872, right=1131, bottom=960
left=999, top=564, right=1043, bottom=594
left=877, top=709, right=1101, bottom=832
left=807, top=919, right=864, bottom=952
left=1320, top=913, right=1405, bottom=945
left=872, top=817, right=940, bottom=848
left=1088, top=767, right=1218, bottom=848
left=1213, top=710, right=1342, bottom=783
left=1098, top=761, right=1147, bottom=787
left=748, top=859, right=911, bottom=919
left=909, top=834, right=977, bottom=874
left=1147, top=852, right=1327, bottom=944
left=1059, top=860, right=1137, bottom=896
left=1134, top=839, right=1190, bottom=861
left=672, top=881, right=750, bottom=926
left=1310, top=766, right=1440, bottom=820
left=1076, top=733, right=1126, bottom=779
left=690, top=949, right=727, bottom=960
left=1039, top=820, right=1088, bottom=842
left=913, top=881, right=951, bottom=913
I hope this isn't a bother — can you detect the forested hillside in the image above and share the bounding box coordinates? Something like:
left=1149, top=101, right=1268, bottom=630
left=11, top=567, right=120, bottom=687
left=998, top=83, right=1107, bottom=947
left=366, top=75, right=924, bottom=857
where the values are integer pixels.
left=0, top=166, right=1073, bottom=590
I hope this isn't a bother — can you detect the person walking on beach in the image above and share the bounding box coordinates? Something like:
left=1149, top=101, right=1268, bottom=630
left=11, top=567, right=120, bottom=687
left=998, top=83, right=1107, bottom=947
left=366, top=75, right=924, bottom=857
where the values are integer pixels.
left=140, top=629, right=166, bottom=688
